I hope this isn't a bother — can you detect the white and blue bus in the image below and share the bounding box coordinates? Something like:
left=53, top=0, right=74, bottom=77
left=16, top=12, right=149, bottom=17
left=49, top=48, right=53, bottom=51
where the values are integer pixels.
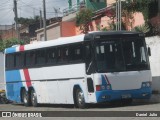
left=4, top=31, right=152, bottom=108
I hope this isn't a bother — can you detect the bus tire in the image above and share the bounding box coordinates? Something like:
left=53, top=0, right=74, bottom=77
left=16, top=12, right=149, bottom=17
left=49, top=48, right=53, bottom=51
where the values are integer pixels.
left=75, top=88, right=86, bottom=109
left=31, top=89, right=38, bottom=107
left=22, top=89, right=30, bottom=107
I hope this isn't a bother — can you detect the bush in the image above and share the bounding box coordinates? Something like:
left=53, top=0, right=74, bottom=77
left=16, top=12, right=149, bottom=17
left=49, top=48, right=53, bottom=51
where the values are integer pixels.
left=132, top=24, right=150, bottom=34
left=0, top=38, right=24, bottom=52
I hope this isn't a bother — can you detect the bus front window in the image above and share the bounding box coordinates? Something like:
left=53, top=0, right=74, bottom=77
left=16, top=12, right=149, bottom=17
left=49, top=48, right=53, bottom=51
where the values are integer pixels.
left=95, top=40, right=125, bottom=72
left=95, top=38, right=149, bottom=73
left=123, top=39, right=148, bottom=70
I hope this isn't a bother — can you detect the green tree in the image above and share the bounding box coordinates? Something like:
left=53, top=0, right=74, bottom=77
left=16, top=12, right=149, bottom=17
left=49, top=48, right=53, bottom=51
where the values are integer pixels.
left=132, top=24, right=150, bottom=34
left=0, top=40, right=5, bottom=52
left=121, top=0, right=155, bottom=21
left=0, top=38, right=24, bottom=52
left=17, top=16, right=40, bottom=26
left=76, top=9, right=94, bottom=34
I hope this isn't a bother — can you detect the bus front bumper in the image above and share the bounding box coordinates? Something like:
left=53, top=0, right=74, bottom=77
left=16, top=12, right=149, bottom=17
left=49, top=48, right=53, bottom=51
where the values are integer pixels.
left=95, top=87, right=152, bottom=103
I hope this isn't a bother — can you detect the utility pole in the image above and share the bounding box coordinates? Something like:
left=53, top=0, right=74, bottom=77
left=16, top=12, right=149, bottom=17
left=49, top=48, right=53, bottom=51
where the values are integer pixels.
left=13, top=0, right=20, bottom=40
left=158, top=0, right=160, bottom=34
left=116, top=0, right=122, bottom=31
left=120, top=0, right=121, bottom=31
left=40, top=9, right=42, bottom=28
left=43, top=0, right=47, bottom=41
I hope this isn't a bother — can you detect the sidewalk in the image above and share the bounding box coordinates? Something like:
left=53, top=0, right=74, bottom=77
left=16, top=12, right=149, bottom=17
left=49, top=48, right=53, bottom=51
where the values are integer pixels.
left=149, top=94, right=160, bottom=103
left=134, top=93, right=160, bottom=103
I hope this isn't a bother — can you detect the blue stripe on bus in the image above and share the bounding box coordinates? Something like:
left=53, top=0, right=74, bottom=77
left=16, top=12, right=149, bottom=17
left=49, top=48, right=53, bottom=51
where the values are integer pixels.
left=5, top=47, right=16, bottom=54
left=95, top=87, right=152, bottom=103
left=6, top=70, right=21, bottom=82
left=6, top=70, right=23, bottom=102
left=101, top=75, right=108, bottom=85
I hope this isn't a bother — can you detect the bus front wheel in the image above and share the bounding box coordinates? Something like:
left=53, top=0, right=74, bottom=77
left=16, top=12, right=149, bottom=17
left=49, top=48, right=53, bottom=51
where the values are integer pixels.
left=22, top=89, right=30, bottom=107
left=75, top=88, right=86, bottom=109
left=31, top=89, right=38, bottom=107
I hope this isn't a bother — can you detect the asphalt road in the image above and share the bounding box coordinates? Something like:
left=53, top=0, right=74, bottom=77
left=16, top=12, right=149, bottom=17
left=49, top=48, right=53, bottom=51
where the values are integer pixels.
left=0, top=101, right=160, bottom=111
left=0, top=101, right=160, bottom=120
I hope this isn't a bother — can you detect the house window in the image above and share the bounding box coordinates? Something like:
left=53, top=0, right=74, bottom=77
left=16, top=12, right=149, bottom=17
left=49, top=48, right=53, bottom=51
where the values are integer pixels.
left=40, top=34, right=44, bottom=41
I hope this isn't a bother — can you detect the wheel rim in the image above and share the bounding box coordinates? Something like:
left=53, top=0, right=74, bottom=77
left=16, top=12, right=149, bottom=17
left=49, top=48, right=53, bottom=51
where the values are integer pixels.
left=23, top=91, right=27, bottom=103
left=77, top=90, right=84, bottom=105
left=31, top=91, right=37, bottom=105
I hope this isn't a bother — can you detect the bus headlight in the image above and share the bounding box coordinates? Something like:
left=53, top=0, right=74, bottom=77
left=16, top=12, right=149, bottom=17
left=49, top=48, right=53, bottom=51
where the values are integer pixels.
left=101, top=85, right=105, bottom=90
left=106, top=85, right=111, bottom=90
left=142, top=83, right=146, bottom=87
left=146, top=82, right=151, bottom=87
left=142, top=82, right=151, bottom=88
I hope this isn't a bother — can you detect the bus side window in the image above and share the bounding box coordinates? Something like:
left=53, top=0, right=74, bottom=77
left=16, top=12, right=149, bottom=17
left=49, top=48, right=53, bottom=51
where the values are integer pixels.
left=63, top=47, right=69, bottom=63
left=57, top=47, right=63, bottom=63
left=6, top=54, right=15, bottom=69
left=84, top=45, right=91, bottom=62
left=15, top=53, right=24, bottom=68
left=70, top=44, right=83, bottom=62
left=46, top=48, right=57, bottom=64
left=36, top=49, right=46, bottom=65
left=25, top=51, right=35, bottom=67
left=56, top=46, right=69, bottom=63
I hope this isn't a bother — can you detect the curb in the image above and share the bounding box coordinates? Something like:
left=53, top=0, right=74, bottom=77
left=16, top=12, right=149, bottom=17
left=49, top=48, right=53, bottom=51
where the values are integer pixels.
left=149, top=94, right=160, bottom=103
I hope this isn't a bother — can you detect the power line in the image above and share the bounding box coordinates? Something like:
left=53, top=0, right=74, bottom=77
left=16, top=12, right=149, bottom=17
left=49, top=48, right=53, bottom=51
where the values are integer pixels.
left=19, top=0, right=66, bottom=14
left=43, top=0, right=47, bottom=41
left=0, top=0, right=11, bottom=7
left=19, top=1, right=40, bottom=11
left=0, top=10, right=14, bottom=24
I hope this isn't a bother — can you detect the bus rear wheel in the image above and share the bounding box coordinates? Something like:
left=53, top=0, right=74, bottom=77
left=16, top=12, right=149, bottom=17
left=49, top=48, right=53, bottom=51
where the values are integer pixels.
left=31, top=89, right=38, bottom=107
left=75, top=88, right=86, bottom=109
left=22, top=89, right=30, bottom=107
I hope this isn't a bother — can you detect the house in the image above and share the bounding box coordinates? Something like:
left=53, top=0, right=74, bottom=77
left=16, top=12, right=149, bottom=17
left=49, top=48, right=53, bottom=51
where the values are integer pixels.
left=35, top=17, right=62, bottom=41
left=35, top=0, right=110, bottom=41
left=0, top=25, right=17, bottom=40
left=0, top=22, right=40, bottom=44
left=20, top=22, right=40, bottom=43
left=0, top=25, right=16, bottom=40
left=36, top=22, right=61, bottom=41
left=61, top=0, right=108, bottom=37
left=35, top=0, right=159, bottom=41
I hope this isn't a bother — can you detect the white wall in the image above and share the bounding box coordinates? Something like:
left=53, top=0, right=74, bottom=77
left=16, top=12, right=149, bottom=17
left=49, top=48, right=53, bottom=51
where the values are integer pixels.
left=146, top=36, right=160, bottom=92
left=0, top=52, right=4, bottom=90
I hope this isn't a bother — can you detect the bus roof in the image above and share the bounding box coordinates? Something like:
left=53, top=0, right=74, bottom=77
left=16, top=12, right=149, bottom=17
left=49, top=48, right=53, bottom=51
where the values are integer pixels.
left=5, top=31, right=143, bottom=54
left=5, top=34, right=85, bottom=54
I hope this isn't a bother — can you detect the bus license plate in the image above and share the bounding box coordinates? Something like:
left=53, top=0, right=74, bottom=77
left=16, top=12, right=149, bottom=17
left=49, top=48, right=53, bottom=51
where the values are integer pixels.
left=122, top=94, right=131, bottom=99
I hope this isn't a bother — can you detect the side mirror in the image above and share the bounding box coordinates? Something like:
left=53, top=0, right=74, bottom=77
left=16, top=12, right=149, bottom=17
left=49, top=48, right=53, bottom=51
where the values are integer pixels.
left=148, top=47, right=151, bottom=56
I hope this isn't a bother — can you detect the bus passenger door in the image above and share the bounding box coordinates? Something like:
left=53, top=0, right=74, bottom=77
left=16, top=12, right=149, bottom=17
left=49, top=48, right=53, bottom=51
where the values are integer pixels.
left=84, top=44, right=97, bottom=103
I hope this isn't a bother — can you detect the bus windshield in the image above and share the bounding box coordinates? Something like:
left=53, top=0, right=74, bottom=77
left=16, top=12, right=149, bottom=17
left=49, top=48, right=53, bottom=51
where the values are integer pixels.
left=95, top=38, right=149, bottom=72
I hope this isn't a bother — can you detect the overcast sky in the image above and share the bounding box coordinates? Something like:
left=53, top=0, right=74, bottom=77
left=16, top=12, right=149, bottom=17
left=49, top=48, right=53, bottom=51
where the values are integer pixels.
left=0, top=0, right=78, bottom=25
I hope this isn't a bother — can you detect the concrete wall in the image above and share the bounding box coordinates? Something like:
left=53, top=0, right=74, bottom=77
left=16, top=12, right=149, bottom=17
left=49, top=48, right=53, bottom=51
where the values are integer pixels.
left=47, top=24, right=60, bottom=41
left=36, top=23, right=61, bottom=41
left=0, top=52, right=4, bottom=90
left=107, top=0, right=115, bottom=5
left=146, top=36, right=160, bottom=92
left=61, top=22, right=76, bottom=37
left=1, top=28, right=17, bottom=40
